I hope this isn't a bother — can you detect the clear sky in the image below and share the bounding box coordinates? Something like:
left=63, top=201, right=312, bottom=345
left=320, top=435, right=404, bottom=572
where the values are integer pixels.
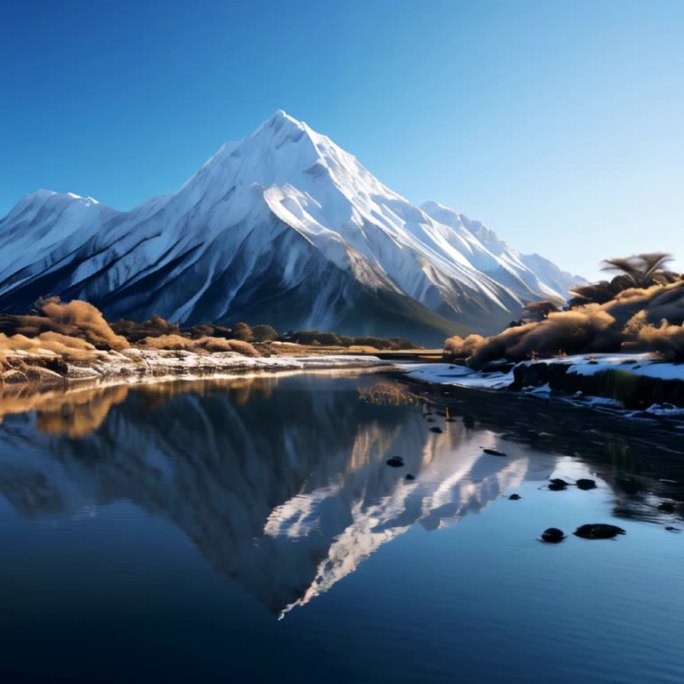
left=1, top=0, right=682, bottom=278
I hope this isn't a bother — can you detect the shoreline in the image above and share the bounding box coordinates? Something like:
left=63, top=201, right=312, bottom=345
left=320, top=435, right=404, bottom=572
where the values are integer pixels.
left=5, top=345, right=684, bottom=425
left=0, top=348, right=394, bottom=397
left=398, top=353, right=684, bottom=421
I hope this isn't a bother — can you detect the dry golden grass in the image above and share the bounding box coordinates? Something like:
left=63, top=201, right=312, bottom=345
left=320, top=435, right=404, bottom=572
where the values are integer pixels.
left=358, top=382, right=422, bottom=406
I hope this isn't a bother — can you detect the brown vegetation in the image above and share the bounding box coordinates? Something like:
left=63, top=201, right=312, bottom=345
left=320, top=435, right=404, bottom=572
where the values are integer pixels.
left=0, top=297, right=132, bottom=381
left=284, top=330, right=420, bottom=350
left=114, top=315, right=417, bottom=351
left=444, top=333, right=486, bottom=358
left=0, top=297, right=128, bottom=351
left=139, top=334, right=260, bottom=357
left=445, top=258, right=684, bottom=367
left=0, top=297, right=417, bottom=391
left=358, top=382, right=422, bottom=406
left=111, top=314, right=181, bottom=342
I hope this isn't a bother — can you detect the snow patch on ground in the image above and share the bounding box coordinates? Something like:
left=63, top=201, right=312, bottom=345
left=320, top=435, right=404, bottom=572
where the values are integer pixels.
left=401, top=363, right=515, bottom=390
left=522, top=353, right=684, bottom=382
left=644, top=403, right=684, bottom=417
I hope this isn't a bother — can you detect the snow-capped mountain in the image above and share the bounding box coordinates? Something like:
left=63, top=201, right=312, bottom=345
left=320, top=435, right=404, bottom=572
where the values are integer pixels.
left=0, top=111, right=583, bottom=343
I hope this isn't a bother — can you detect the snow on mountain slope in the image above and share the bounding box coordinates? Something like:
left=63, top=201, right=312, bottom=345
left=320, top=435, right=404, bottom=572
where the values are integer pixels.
left=420, top=200, right=584, bottom=303
left=0, top=111, right=584, bottom=343
left=0, top=190, right=117, bottom=291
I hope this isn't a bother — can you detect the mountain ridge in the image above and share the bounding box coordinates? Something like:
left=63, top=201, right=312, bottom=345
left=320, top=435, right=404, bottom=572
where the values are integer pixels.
left=0, top=111, right=584, bottom=344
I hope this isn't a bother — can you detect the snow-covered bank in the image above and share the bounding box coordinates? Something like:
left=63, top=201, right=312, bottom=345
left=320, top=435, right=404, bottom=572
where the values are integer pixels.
left=400, top=362, right=515, bottom=391
left=1, top=348, right=391, bottom=391
left=401, top=354, right=684, bottom=415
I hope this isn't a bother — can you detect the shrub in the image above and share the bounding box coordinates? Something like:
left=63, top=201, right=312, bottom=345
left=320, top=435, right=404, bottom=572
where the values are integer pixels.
left=112, top=314, right=180, bottom=342
left=0, top=331, right=97, bottom=363
left=446, top=279, right=684, bottom=368
left=522, top=300, right=561, bottom=322
left=632, top=321, right=684, bottom=361
left=140, top=334, right=194, bottom=350
left=467, top=306, right=621, bottom=369
left=29, top=297, right=129, bottom=350
left=225, top=339, right=260, bottom=357
left=444, top=334, right=486, bottom=359
left=250, top=324, right=278, bottom=342
left=231, top=322, right=253, bottom=341
left=139, top=334, right=260, bottom=357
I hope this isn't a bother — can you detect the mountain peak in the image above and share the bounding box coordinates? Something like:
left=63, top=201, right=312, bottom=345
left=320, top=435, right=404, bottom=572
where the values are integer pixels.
left=268, top=108, right=298, bottom=125
left=253, top=109, right=307, bottom=139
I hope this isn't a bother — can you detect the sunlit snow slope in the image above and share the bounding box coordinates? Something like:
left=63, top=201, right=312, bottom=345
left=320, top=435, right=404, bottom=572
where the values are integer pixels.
left=0, top=111, right=583, bottom=344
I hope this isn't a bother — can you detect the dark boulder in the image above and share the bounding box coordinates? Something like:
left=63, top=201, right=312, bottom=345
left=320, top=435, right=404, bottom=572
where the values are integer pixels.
left=658, top=501, right=677, bottom=513
left=405, top=473, right=416, bottom=481
left=548, top=478, right=569, bottom=491
left=386, top=456, right=404, bottom=468
left=574, top=523, right=626, bottom=540
left=430, top=427, right=443, bottom=434
left=508, top=494, right=522, bottom=500
left=541, top=528, right=565, bottom=543
left=483, top=448, right=506, bottom=456
left=576, top=478, right=597, bottom=490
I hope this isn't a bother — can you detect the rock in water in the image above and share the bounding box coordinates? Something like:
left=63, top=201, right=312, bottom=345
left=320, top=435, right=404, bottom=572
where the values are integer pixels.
left=483, top=448, right=506, bottom=456
left=548, top=478, right=569, bottom=491
left=576, top=478, right=597, bottom=490
left=541, top=528, right=565, bottom=543
left=658, top=502, right=676, bottom=513
left=405, top=474, right=416, bottom=481
left=508, top=494, right=522, bottom=500
left=574, top=524, right=626, bottom=540
left=386, top=457, right=404, bottom=468
left=430, top=427, right=443, bottom=434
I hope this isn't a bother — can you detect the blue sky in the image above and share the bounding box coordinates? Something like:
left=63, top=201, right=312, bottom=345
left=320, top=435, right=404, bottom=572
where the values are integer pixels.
left=1, top=0, right=682, bottom=278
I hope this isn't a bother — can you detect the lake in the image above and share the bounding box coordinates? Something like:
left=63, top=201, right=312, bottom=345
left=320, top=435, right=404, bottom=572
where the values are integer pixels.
left=0, top=370, right=682, bottom=683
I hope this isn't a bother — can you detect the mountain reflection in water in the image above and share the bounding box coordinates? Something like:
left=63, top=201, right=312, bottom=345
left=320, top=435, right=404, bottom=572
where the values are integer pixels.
left=0, top=372, right=681, bottom=619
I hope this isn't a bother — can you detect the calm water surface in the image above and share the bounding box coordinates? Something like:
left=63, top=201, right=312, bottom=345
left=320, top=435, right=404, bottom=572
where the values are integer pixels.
left=0, top=371, right=682, bottom=683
